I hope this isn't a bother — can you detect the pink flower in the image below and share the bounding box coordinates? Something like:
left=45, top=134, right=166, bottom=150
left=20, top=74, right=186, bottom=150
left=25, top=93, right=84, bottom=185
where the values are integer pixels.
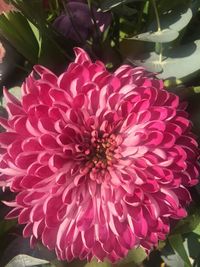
left=0, top=48, right=199, bottom=262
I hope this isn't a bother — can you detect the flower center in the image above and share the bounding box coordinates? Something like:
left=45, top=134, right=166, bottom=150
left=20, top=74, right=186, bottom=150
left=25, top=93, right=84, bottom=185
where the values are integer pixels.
left=80, top=130, right=120, bottom=175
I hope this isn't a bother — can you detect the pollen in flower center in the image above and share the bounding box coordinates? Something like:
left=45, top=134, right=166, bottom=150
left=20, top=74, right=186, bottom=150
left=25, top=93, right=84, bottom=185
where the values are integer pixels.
left=80, top=130, right=120, bottom=176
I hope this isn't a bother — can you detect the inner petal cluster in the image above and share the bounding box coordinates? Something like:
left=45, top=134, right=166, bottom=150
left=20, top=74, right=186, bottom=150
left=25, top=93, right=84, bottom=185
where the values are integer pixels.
left=81, top=131, right=119, bottom=176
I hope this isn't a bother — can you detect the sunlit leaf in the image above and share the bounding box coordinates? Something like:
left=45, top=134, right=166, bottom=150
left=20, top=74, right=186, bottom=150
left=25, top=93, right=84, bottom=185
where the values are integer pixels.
left=129, top=40, right=200, bottom=80
left=129, top=29, right=179, bottom=43
left=169, top=235, right=192, bottom=267
left=150, top=7, right=192, bottom=32
left=157, top=40, right=200, bottom=79
left=2, top=87, right=21, bottom=108
left=193, top=86, right=200, bottom=93
left=128, top=52, right=163, bottom=73
left=5, top=254, right=51, bottom=267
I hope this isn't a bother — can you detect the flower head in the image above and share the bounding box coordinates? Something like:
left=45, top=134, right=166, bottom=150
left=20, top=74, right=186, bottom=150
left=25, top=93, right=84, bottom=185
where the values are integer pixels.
left=0, top=48, right=199, bottom=262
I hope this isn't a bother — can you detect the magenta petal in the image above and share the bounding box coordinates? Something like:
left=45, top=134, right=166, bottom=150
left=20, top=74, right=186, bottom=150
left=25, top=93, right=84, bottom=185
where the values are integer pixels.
left=71, top=233, right=83, bottom=257
left=30, top=204, right=44, bottom=222
left=65, top=246, right=74, bottom=262
left=83, top=226, right=95, bottom=248
left=23, top=222, right=33, bottom=237
left=42, top=227, right=58, bottom=250
left=74, top=47, right=91, bottom=64
left=93, top=241, right=106, bottom=262
left=0, top=117, right=10, bottom=130
left=7, top=102, right=24, bottom=116
left=118, top=227, right=136, bottom=249
left=134, top=217, right=148, bottom=238
left=0, top=132, right=19, bottom=146
left=5, top=207, right=21, bottom=219
left=16, top=153, right=37, bottom=169
left=40, top=134, right=59, bottom=149
left=32, top=220, right=44, bottom=239
left=18, top=208, right=31, bottom=224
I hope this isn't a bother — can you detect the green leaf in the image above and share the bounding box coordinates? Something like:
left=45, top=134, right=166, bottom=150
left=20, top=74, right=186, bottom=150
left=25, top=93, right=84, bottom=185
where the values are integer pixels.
left=161, top=240, right=185, bottom=267
left=169, top=235, right=192, bottom=267
left=116, top=247, right=147, bottom=266
left=186, top=233, right=200, bottom=261
left=2, top=87, right=21, bottom=109
left=38, top=31, right=69, bottom=70
left=193, top=223, right=200, bottom=236
left=157, top=40, right=200, bottom=79
left=128, top=52, right=163, bottom=73
left=129, top=29, right=179, bottom=43
left=129, top=40, right=200, bottom=80
left=163, top=232, right=200, bottom=266
left=0, top=12, right=39, bottom=63
left=83, top=248, right=147, bottom=267
left=8, top=86, right=22, bottom=100
left=193, top=86, right=200, bottom=93
left=5, top=254, right=51, bottom=267
left=9, top=0, right=46, bottom=28
left=168, top=8, right=193, bottom=32
left=7, top=1, right=70, bottom=68
left=149, top=7, right=192, bottom=32
left=101, top=0, right=143, bottom=11
left=170, top=209, right=200, bottom=235
left=51, top=259, right=82, bottom=267
left=28, top=20, right=41, bottom=56
left=84, top=260, right=111, bottom=267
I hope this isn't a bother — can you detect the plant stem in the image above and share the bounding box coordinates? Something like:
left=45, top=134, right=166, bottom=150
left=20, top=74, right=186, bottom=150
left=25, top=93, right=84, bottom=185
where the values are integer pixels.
left=151, top=0, right=162, bottom=63
left=87, top=0, right=101, bottom=44
left=151, top=0, right=161, bottom=32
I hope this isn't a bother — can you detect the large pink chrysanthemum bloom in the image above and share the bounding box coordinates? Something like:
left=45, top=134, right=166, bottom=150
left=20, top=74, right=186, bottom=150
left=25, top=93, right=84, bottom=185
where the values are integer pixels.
left=0, top=48, right=199, bottom=262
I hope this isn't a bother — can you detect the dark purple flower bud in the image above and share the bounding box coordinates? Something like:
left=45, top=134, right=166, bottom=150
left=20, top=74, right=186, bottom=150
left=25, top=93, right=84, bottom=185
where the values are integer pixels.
left=53, top=1, right=111, bottom=42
